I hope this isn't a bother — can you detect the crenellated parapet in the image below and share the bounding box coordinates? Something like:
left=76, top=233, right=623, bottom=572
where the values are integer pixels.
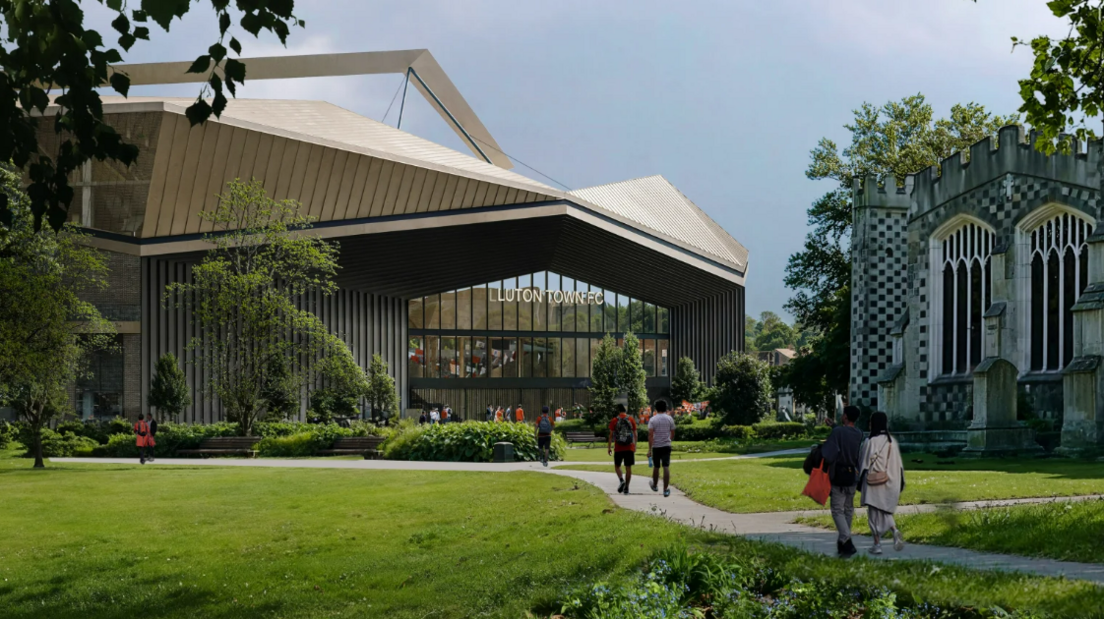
left=911, top=125, right=1101, bottom=218
left=852, top=175, right=913, bottom=210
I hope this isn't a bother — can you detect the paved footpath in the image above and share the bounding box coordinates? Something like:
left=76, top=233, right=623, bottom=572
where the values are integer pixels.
left=56, top=452, right=1104, bottom=584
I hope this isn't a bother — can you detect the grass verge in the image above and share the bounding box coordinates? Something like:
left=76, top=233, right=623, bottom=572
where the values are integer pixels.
left=561, top=453, right=1104, bottom=513
left=797, top=498, right=1104, bottom=565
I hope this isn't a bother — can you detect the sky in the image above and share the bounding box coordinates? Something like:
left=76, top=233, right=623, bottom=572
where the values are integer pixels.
left=84, top=0, right=1068, bottom=321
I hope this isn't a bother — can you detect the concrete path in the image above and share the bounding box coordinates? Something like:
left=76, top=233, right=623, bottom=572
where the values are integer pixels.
left=547, top=468, right=1104, bottom=584
left=54, top=451, right=1104, bottom=583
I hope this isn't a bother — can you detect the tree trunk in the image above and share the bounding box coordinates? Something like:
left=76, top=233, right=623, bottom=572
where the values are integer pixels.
left=32, top=421, right=44, bottom=469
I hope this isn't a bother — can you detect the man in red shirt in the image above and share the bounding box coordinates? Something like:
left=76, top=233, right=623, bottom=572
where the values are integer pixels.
left=607, top=404, right=637, bottom=494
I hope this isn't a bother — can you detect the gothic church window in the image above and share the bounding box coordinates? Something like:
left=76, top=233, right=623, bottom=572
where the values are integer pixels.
left=1028, top=213, right=1093, bottom=372
left=934, top=222, right=994, bottom=376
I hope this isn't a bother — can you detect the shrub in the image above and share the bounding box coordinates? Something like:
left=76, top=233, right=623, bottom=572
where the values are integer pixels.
left=751, top=421, right=806, bottom=440
left=256, top=433, right=319, bottom=457
left=0, top=420, right=14, bottom=449
left=384, top=421, right=565, bottom=462
left=720, top=425, right=755, bottom=440
left=712, top=352, right=773, bottom=426
left=91, top=433, right=139, bottom=458
left=22, top=429, right=98, bottom=458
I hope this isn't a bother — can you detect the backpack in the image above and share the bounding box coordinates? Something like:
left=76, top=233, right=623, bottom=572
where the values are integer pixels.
left=803, top=443, right=823, bottom=476
left=865, top=439, right=892, bottom=486
left=538, top=415, right=552, bottom=434
left=614, top=416, right=635, bottom=446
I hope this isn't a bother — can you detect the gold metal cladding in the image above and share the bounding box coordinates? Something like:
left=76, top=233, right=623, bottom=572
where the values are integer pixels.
left=108, top=49, right=512, bottom=170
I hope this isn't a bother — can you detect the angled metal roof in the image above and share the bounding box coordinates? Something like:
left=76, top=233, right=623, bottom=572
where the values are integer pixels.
left=568, top=175, right=748, bottom=271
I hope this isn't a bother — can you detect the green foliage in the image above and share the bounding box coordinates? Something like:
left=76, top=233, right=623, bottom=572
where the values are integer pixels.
left=0, top=420, right=13, bottom=449
left=712, top=352, right=773, bottom=426
left=254, top=424, right=361, bottom=457
left=148, top=353, right=190, bottom=421
left=745, top=311, right=798, bottom=353
left=261, top=355, right=300, bottom=421
left=559, top=546, right=1048, bottom=619
left=365, top=353, right=399, bottom=423
left=588, top=334, right=621, bottom=422
left=308, top=347, right=369, bottom=423
left=784, top=96, right=1015, bottom=414
left=750, top=421, right=807, bottom=440
left=166, top=179, right=351, bottom=436
left=1002, top=0, right=1104, bottom=155
left=0, top=0, right=303, bottom=231
left=621, top=332, right=648, bottom=415
left=720, top=425, right=756, bottom=440
left=0, top=166, right=115, bottom=467
left=17, top=428, right=98, bottom=458
left=384, top=421, right=566, bottom=462
left=670, top=356, right=703, bottom=404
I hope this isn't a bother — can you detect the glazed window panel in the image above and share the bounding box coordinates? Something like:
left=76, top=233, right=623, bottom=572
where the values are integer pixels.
left=935, top=222, right=993, bottom=376
left=1028, top=213, right=1093, bottom=372
left=658, top=339, right=669, bottom=376
left=534, top=272, right=547, bottom=331
left=503, top=278, right=518, bottom=330
left=473, top=286, right=488, bottom=330
left=441, top=291, right=456, bottom=330
left=457, top=288, right=472, bottom=331
left=643, top=338, right=656, bottom=377
left=408, top=336, right=424, bottom=378
left=576, top=337, right=589, bottom=377
left=488, top=281, right=503, bottom=330
left=562, top=337, right=575, bottom=378
left=425, top=294, right=440, bottom=330
left=408, top=297, right=423, bottom=329
left=519, top=336, right=533, bottom=377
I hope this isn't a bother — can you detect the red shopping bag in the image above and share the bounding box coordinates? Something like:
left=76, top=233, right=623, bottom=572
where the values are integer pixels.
left=802, top=461, right=831, bottom=506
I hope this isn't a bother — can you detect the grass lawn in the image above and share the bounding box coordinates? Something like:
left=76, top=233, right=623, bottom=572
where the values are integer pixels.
left=4, top=445, right=1104, bottom=618
left=562, top=453, right=1104, bottom=513
left=798, top=499, right=1104, bottom=565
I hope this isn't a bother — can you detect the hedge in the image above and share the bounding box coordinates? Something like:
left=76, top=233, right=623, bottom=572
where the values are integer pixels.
left=750, top=422, right=807, bottom=440
left=384, top=421, right=565, bottom=462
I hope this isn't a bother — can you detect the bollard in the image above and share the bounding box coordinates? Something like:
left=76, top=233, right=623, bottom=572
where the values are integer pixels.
left=492, top=441, right=514, bottom=463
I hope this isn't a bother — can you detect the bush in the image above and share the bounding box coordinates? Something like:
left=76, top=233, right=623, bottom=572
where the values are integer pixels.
left=0, top=420, right=15, bottom=449
left=384, top=421, right=565, bottom=462
left=720, top=425, right=755, bottom=440
left=751, top=421, right=806, bottom=440
left=256, top=433, right=320, bottom=457
left=90, top=433, right=138, bottom=457
left=713, top=352, right=773, bottom=426
left=21, top=429, right=99, bottom=458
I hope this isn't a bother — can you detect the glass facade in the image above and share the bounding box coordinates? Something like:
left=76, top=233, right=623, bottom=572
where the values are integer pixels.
left=407, top=271, right=670, bottom=382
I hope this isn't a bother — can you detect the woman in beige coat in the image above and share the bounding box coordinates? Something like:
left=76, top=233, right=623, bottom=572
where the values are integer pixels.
left=859, top=412, right=905, bottom=554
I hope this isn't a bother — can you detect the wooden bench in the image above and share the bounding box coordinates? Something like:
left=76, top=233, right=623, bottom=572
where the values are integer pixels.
left=316, top=436, right=386, bottom=459
left=177, top=437, right=261, bottom=458
left=566, top=432, right=603, bottom=447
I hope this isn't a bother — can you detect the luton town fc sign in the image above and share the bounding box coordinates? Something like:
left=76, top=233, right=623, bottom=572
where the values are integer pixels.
left=488, top=287, right=605, bottom=305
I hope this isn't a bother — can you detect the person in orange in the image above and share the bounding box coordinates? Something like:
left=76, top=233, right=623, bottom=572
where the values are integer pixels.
left=494, top=406, right=504, bottom=423
left=134, top=413, right=153, bottom=465
left=515, top=403, right=525, bottom=423
left=534, top=406, right=555, bottom=466
left=607, top=404, right=638, bottom=494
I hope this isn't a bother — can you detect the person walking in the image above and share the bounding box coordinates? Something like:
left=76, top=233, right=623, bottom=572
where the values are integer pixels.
left=419, top=410, right=428, bottom=425
left=133, top=414, right=152, bottom=465
left=534, top=406, right=554, bottom=466
left=647, top=400, right=676, bottom=497
left=486, top=405, right=494, bottom=422
left=147, top=414, right=159, bottom=462
left=607, top=404, right=637, bottom=494
left=504, top=406, right=513, bottom=423
left=430, top=408, right=440, bottom=424
left=859, top=412, right=906, bottom=555
left=445, top=404, right=454, bottom=423
left=495, top=406, right=504, bottom=423
left=822, top=405, right=863, bottom=557
left=515, top=403, right=525, bottom=424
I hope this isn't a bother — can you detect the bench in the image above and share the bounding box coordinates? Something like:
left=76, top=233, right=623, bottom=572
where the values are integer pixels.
left=566, top=432, right=603, bottom=447
left=177, top=437, right=261, bottom=457
left=316, top=436, right=386, bottom=459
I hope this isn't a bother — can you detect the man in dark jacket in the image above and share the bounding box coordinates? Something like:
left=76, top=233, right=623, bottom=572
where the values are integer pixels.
left=147, top=415, right=159, bottom=463
left=821, top=405, right=862, bottom=557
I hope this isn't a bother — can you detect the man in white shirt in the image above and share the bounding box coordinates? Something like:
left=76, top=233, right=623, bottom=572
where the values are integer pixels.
left=430, top=408, right=440, bottom=424
left=647, top=399, right=676, bottom=497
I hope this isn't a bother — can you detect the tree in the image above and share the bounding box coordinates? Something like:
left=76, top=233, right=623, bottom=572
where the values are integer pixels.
left=166, top=179, right=348, bottom=436
left=784, top=95, right=1016, bottom=410
left=996, top=0, right=1104, bottom=157
left=308, top=347, right=369, bottom=424
left=744, top=315, right=760, bottom=352
left=712, top=352, right=773, bottom=427
left=0, top=0, right=304, bottom=232
left=0, top=165, right=113, bottom=467
left=670, top=357, right=703, bottom=404
left=621, top=332, right=648, bottom=415
left=588, top=335, right=621, bottom=425
left=752, top=311, right=797, bottom=352
left=366, top=354, right=399, bottom=424
left=147, top=353, right=190, bottom=422
left=261, top=356, right=300, bottom=421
